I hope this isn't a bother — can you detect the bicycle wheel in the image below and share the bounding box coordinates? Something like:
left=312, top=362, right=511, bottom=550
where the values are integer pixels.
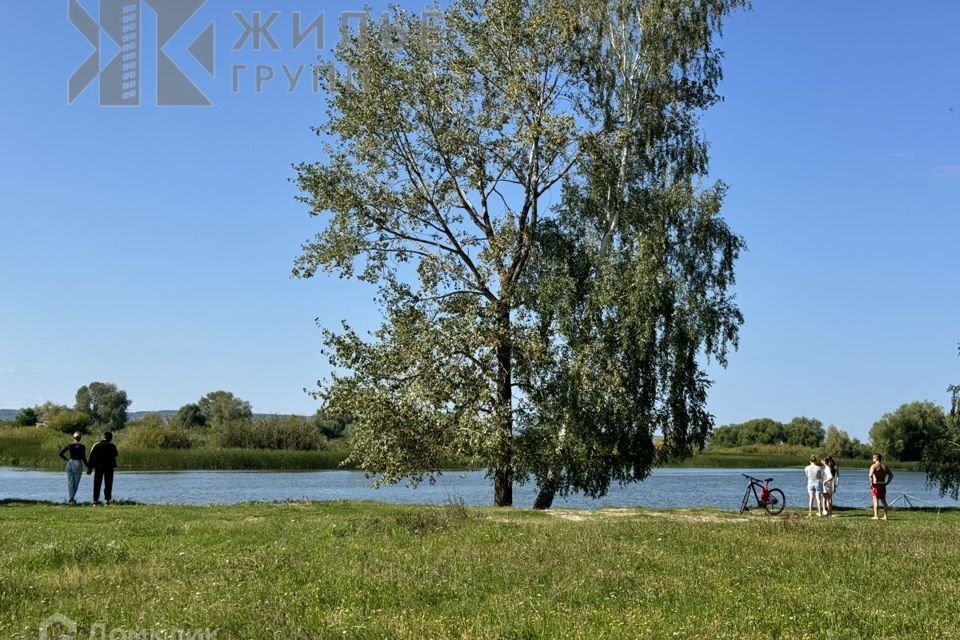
left=739, top=485, right=752, bottom=514
left=763, top=488, right=786, bottom=515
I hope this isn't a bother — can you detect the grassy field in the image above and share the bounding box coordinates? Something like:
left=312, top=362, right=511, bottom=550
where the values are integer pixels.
left=1, top=501, right=958, bottom=639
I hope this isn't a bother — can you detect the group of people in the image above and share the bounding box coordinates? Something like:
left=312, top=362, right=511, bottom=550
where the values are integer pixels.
left=56, top=432, right=900, bottom=517
left=57, top=431, right=119, bottom=505
left=804, top=455, right=839, bottom=516
left=803, top=452, right=894, bottom=519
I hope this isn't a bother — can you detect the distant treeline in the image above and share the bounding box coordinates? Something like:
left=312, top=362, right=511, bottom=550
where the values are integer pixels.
left=3, top=382, right=351, bottom=453
left=709, top=400, right=954, bottom=463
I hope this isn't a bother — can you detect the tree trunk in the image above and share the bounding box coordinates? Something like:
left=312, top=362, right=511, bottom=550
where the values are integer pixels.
left=533, top=471, right=558, bottom=510
left=493, top=301, right=513, bottom=507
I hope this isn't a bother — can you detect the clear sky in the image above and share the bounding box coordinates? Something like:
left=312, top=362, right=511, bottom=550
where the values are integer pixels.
left=0, top=1, right=957, bottom=440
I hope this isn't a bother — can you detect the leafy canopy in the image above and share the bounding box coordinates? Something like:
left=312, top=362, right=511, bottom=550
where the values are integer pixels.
left=869, top=401, right=947, bottom=463
left=75, top=381, right=131, bottom=431
left=296, top=0, right=747, bottom=507
left=198, top=391, right=253, bottom=430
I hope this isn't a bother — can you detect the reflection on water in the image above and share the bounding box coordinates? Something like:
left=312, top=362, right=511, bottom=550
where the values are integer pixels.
left=0, top=466, right=955, bottom=510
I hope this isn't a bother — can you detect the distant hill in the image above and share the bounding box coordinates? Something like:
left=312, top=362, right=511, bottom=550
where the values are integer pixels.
left=128, top=411, right=309, bottom=421
left=128, top=410, right=178, bottom=420
left=0, top=409, right=19, bottom=420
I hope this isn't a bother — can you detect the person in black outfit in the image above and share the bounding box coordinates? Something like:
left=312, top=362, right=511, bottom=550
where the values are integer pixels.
left=86, top=431, right=119, bottom=505
left=58, top=432, right=88, bottom=504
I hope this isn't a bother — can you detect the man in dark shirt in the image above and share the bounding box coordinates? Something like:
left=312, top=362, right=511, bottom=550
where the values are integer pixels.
left=86, top=431, right=119, bottom=505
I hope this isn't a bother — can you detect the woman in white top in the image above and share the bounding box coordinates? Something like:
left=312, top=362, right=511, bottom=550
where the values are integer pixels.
left=821, top=455, right=838, bottom=516
left=804, top=455, right=824, bottom=516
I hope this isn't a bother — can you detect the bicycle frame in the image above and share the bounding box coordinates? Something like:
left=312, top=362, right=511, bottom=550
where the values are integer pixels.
left=739, top=474, right=785, bottom=515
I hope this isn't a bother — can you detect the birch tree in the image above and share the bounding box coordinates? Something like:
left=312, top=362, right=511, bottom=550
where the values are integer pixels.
left=295, top=0, right=746, bottom=507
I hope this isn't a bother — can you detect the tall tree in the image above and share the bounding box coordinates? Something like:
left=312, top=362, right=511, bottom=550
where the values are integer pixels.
left=920, top=346, right=960, bottom=498
left=869, top=401, right=947, bottom=462
left=824, top=425, right=868, bottom=459
left=514, top=0, right=745, bottom=508
left=198, top=391, right=252, bottom=430
left=296, top=0, right=745, bottom=507
left=171, top=402, right=207, bottom=430
left=784, top=417, right=825, bottom=448
left=75, top=381, right=131, bottom=431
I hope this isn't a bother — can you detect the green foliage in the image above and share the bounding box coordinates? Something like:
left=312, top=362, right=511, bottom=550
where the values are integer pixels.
left=0, top=426, right=346, bottom=471
left=920, top=373, right=960, bottom=499
left=210, top=416, right=327, bottom=451
left=198, top=391, right=252, bottom=430
left=0, top=427, right=71, bottom=468
left=35, top=402, right=70, bottom=424
left=122, top=424, right=193, bottom=450
left=129, top=412, right=166, bottom=430
left=45, top=409, right=93, bottom=434
left=710, top=418, right=785, bottom=447
left=296, top=0, right=746, bottom=507
left=74, top=381, right=131, bottom=430
left=13, top=408, right=38, bottom=427
left=870, top=401, right=947, bottom=462
left=823, top=425, right=871, bottom=459
left=170, top=403, right=206, bottom=430
left=783, top=416, right=825, bottom=448
left=310, top=410, right=351, bottom=440
left=710, top=417, right=826, bottom=449
left=921, top=419, right=960, bottom=499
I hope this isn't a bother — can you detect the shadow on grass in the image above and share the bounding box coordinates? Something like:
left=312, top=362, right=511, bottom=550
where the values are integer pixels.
left=0, top=498, right=143, bottom=507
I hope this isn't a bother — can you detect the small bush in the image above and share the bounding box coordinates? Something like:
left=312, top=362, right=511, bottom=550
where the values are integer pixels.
left=45, top=410, right=93, bottom=434
left=122, top=425, right=193, bottom=449
left=14, top=408, right=39, bottom=427
left=210, top=417, right=326, bottom=451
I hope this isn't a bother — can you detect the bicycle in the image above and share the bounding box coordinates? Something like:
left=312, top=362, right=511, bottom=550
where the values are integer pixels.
left=738, top=474, right=786, bottom=515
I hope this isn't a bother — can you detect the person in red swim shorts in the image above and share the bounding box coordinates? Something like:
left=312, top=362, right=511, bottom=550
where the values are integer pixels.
left=868, top=453, right=894, bottom=520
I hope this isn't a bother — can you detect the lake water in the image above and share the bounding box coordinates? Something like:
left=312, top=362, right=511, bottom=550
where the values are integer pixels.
left=0, top=466, right=955, bottom=510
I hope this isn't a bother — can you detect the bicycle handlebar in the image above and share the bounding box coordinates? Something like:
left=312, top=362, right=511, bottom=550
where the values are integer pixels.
left=742, top=474, right=775, bottom=484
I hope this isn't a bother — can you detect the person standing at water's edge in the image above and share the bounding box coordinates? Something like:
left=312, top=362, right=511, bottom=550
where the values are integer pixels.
left=58, top=432, right=88, bottom=504
left=868, top=453, right=893, bottom=520
left=821, top=456, right=838, bottom=516
left=804, top=455, right=824, bottom=516
left=87, top=431, right=118, bottom=505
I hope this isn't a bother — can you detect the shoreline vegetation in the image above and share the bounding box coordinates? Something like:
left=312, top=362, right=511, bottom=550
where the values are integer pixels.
left=0, top=426, right=921, bottom=473
left=1, top=501, right=958, bottom=638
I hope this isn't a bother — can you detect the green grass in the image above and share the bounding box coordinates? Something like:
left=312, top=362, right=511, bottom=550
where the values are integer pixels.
left=1, top=502, right=958, bottom=639
left=680, top=448, right=812, bottom=468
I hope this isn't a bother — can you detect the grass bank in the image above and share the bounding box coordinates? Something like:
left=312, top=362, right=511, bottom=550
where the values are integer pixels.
left=685, top=446, right=923, bottom=471
left=1, top=427, right=923, bottom=472
left=1, top=501, right=957, bottom=639
left=0, top=427, right=350, bottom=471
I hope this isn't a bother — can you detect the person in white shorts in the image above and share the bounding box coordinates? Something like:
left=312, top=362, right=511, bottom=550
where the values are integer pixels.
left=821, top=455, right=838, bottom=516
left=804, top=455, right=824, bottom=516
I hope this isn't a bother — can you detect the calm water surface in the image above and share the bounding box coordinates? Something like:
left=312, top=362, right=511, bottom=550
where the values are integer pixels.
left=1, top=466, right=954, bottom=510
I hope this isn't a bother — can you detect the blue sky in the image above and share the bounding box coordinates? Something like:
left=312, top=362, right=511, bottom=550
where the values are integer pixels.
left=0, top=1, right=957, bottom=440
